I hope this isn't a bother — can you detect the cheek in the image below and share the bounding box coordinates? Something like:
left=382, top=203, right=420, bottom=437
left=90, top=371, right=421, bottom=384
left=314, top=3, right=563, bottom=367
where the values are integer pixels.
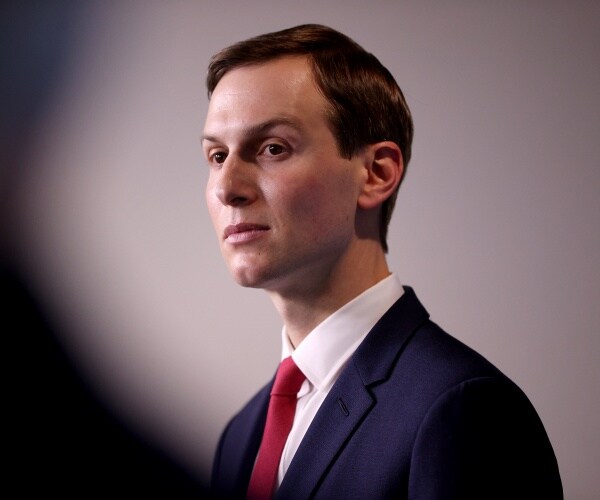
left=276, top=174, right=326, bottom=213
left=277, top=173, right=356, bottom=234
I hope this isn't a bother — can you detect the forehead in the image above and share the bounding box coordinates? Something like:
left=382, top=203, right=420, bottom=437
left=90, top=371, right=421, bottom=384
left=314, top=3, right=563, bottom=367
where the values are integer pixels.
left=203, top=56, right=329, bottom=137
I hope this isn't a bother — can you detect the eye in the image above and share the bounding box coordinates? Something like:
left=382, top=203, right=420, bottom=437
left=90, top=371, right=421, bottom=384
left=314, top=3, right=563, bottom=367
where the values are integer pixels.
left=266, top=144, right=284, bottom=155
left=210, top=151, right=227, bottom=164
left=261, top=142, right=289, bottom=158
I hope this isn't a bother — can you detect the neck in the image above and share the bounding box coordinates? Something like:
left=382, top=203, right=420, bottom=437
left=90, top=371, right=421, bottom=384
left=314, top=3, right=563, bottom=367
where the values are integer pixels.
left=268, top=240, right=390, bottom=348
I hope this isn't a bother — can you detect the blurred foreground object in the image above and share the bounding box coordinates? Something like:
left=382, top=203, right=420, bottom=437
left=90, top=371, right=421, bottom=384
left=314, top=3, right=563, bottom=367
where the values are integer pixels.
left=2, top=3, right=207, bottom=495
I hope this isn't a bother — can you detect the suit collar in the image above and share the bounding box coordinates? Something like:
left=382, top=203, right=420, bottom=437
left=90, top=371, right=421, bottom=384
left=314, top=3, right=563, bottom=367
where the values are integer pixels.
left=277, top=287, right=429, bottom=498
left=284, top=274, right=404, bottom=393
left=353, top=286, right=429, bottom=386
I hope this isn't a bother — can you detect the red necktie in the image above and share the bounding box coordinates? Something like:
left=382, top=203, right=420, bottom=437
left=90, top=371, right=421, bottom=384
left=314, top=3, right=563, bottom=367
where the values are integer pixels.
left=247, top=356, right=305, bottom=499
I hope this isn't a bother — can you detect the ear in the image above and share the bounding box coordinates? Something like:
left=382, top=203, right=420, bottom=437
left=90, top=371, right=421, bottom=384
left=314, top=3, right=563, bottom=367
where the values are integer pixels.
left=357, top=141, right=404, bottom=210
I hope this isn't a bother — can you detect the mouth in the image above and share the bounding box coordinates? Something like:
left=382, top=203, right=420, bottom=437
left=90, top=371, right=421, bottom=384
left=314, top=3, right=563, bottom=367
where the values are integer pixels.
left=223, top=223, right=270, bottom=243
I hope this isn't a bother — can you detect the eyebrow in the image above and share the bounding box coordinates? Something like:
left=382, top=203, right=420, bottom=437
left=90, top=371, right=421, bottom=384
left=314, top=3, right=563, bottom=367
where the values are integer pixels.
left=202, top=116, right=303, bottom=144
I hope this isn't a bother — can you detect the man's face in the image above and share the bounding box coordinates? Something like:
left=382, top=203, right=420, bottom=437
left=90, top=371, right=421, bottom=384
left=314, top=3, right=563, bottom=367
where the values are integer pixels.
left=203, top=56, right=366, bottom=295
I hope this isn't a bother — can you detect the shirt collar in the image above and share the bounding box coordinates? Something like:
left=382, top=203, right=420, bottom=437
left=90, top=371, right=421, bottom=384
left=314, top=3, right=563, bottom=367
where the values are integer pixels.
left=281, top=274, right=404, bottom=393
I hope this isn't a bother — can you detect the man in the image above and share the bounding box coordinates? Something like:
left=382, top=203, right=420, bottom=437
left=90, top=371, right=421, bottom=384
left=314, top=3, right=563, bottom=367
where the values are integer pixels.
left=203, top=24, right=562, bottom=499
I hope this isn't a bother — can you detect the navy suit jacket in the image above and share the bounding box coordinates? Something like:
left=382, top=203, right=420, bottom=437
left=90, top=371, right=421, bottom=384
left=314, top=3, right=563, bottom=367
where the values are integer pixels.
left=212, top=287, right=562, bottom=499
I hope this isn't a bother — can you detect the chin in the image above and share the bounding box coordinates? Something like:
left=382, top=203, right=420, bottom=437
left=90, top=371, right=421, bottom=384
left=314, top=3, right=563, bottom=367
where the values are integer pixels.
left=233, top=277, right=263, bottom=289
left=229, top=266, right=267, bottom=289
left=226, top=254, right=279, bottom=289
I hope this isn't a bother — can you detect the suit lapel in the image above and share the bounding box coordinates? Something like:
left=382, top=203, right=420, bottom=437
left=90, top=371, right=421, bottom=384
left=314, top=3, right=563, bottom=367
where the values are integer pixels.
left=276, top=287, right=429, bottom=498
left=217, top=379, right=272, bottom=498
left=238, top=387, right=271, bottom=492
left=276, top=361, right=374, bottom=499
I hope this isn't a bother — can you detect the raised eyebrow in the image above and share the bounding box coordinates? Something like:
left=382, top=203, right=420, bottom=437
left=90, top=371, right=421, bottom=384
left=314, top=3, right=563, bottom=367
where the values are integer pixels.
left=202, top=117, right=302, bottom=144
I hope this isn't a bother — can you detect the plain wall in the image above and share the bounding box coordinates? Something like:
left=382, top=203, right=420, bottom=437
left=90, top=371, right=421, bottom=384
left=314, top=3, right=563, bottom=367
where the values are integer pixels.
left=7, top=1, right=599, bottom=498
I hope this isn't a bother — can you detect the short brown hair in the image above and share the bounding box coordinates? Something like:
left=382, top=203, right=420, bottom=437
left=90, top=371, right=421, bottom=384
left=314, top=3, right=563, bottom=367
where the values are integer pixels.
left=206, top=24, right=413, bottom=252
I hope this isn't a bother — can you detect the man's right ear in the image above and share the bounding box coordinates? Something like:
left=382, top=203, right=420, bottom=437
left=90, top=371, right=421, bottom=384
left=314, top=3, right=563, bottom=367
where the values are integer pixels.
left=357, top=141, right=403, bottom=210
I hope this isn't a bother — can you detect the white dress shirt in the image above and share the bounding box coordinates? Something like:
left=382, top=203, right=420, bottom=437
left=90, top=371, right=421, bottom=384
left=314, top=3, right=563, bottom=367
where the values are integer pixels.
left=276, top=273, right=404, bottom=486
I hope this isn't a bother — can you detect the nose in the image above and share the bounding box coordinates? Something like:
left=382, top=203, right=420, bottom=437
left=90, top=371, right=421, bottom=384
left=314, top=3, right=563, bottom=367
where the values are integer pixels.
left=211, top=155, right=257, bottom=207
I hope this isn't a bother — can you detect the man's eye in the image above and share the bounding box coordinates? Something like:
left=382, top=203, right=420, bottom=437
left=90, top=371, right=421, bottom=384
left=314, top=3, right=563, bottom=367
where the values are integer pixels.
left=212, top=152, right=227, bottom=164
left=265, top=144, right=285, bottom=156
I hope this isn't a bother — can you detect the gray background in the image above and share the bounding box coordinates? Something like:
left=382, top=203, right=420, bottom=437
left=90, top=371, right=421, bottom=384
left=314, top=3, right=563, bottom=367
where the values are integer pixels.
left=9, top=1, right=599, bottom=498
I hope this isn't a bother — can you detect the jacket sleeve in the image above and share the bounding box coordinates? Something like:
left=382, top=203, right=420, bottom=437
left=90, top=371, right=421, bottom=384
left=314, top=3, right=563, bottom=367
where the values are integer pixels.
left=407, top=376, right=563, bottom=500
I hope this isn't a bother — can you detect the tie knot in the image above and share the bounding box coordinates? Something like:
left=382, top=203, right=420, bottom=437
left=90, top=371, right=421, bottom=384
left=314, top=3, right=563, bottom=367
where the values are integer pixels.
left=271, top=356, right=305, bottom=396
